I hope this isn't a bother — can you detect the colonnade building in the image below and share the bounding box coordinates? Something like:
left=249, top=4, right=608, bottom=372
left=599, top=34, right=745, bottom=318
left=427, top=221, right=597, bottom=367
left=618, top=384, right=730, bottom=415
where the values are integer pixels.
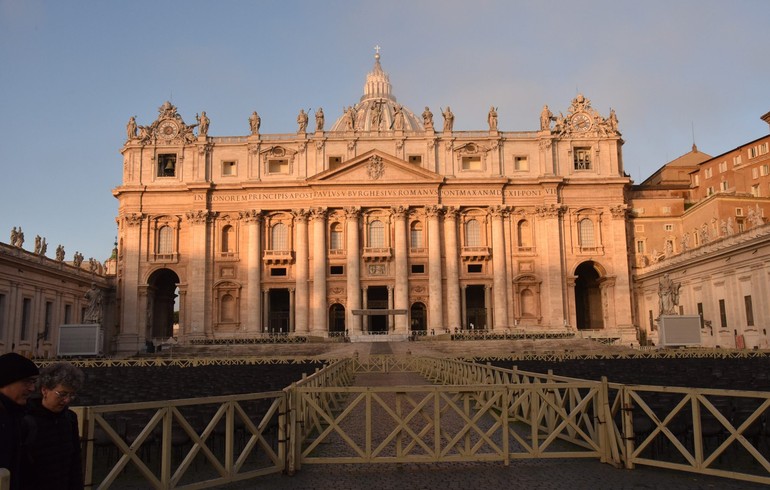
left=113, top=53, right=634, bottom=354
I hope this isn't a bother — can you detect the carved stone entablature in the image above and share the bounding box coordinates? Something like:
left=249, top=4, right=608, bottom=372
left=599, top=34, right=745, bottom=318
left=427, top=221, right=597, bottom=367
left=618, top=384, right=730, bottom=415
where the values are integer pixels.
left=329, top=286, right=345, bottom=295
left=239, top=209, right=262, bottom=223
left=535, top=204, right=564, bottom=218
left=609, top=205, right=628, bottom=219
left=390, top=205, right=408, bottom=220
left=367, top=155, right=384, bottom=180
left=487, top=205, right=510, bottom=219
left=553, top=94, right=621, bottom=139
left=124, top=213, right=144, bottom=226
left=260, top=145, right=297, bottom=163
left=138, top=101, right=197, bottom=145
left=186, top=210, right=212, bottom=224
left=310, top=207, right=327, bottom=221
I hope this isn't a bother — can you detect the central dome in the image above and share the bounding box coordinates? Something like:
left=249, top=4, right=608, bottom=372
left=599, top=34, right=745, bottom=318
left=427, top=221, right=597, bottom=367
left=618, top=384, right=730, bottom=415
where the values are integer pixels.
left=330, top=52, right=423, bottom=132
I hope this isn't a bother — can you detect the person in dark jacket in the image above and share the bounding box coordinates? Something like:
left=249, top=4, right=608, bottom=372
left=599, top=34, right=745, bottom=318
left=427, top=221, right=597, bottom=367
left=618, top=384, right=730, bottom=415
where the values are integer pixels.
left=22, top=362, right=85, bottom=490
left=0, top=352, right=39, bottom=490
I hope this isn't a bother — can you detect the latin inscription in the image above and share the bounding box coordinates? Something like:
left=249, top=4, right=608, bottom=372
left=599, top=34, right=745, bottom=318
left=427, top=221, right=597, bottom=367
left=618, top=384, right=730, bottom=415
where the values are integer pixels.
left=193, top=187, right=555, bottom=202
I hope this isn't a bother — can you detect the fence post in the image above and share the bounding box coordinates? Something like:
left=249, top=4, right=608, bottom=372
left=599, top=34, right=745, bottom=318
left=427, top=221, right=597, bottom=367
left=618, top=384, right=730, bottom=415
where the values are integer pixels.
left=622, top=387, right=635, bottom=469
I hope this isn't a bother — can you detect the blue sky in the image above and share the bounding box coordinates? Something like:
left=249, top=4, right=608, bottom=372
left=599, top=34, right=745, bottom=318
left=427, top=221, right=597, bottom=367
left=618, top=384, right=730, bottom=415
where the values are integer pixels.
left=1, top=0, right=768, bottom=261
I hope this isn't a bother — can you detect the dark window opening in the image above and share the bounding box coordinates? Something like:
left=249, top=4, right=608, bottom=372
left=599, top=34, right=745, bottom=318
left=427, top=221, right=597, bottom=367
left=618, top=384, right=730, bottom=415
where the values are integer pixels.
left=270, top=268, right=287, bottom=277
left=330, top=265, right=344, bottom=275
left=411, top=264, right=425, bottom=274
left=158, top=154, right=176, bottom=177
left=468, top=264, right=483, bottom=273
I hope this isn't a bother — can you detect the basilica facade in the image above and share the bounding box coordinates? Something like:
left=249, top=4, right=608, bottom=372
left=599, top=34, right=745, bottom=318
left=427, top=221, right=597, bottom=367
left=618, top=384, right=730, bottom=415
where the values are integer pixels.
left=113, top=54, right=634, bottom=354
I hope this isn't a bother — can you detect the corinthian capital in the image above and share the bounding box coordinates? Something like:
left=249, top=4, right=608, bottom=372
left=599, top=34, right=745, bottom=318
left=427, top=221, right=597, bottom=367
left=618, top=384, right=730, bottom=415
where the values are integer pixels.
left=424, top=205, right=443, bottom=218
left=390, top=205, right=408, bottom=220
left=239, top=209, right=262, bottom=223
left=310, top=207, right=327, bottom=221
left=487, top=205, right=510, bottom=218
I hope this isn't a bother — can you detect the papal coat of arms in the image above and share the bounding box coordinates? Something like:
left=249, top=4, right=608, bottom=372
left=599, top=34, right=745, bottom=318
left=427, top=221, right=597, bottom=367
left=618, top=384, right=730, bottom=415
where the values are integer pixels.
left=367, top=155, right=384, bottom=180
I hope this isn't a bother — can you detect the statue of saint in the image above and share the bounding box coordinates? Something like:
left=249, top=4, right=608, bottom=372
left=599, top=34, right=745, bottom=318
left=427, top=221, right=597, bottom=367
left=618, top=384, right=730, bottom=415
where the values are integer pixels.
left=540, top=105, right=554, bottom=131
left=249, top=111, right=260, bottom=135
left=55, top=244, right=65, bottom=261
left=197, top=111, right=210, bottom=136
left=40, top=237, right=47, bottom=256
left=83, top=283, right=103, bottom=324
left=487, top=106, right=498, bottom=131
left=297, top=109, right=309, bottom=133
left=658, top=273, right=680, bottom=316
left=34, top=235, right=41, bottom=254
left=393, top=105, right=404, bottom=131
left=370, top=101, right=383, bottom=130
left=73, top=251, right=84, bottom=268
left=10, top=227, right=17, bottom=247
left=126, top=116, right=137, bottom=140
left=16, top=227, right=24, bottom=249
left=608, top=109, right=618, bottom=132
left=441, top=106, right=454, bottom=132
left=315, top=107, right=324, bottom=132
left=422, top=106, right=433, bottom=130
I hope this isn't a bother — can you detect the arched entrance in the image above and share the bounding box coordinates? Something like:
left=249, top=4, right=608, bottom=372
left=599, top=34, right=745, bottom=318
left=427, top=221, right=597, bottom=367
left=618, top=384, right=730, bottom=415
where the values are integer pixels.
left=329, top=303, right=345, bottom=334
left=147, top=268, right=180, bottom=339
left=410, top=302, right=427, bottom=332
left=575, top=261, right=603, bottom=330
left=366, top=286, right=388, bottom=333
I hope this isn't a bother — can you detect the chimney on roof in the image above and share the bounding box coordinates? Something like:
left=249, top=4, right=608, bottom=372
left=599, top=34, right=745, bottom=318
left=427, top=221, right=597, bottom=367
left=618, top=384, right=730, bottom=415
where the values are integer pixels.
left=762, top=111, right=770, bottom=132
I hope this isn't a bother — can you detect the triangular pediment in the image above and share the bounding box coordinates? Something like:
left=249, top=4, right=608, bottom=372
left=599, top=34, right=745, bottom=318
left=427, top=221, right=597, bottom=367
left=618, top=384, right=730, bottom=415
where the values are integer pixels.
left=308, top=150, right=443, bottom=185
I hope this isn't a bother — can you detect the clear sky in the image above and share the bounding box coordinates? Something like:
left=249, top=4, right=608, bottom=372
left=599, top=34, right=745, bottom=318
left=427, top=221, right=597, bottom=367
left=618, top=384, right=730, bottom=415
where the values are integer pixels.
left=1, top=0, right=768, bottom=262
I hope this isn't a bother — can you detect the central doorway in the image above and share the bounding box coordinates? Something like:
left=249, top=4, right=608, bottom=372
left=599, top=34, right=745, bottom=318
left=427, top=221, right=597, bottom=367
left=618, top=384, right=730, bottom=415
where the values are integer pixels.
left=465, top=285, right=487, bottom=330
left=268, top=289, right=290, bottom=333
left=366, top=286, right=388, bottom=333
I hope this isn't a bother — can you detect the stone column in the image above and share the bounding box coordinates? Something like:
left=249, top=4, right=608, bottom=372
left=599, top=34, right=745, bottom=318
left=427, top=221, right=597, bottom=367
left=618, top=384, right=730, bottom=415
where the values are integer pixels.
left=461, top=285, right=467, bottom=331
left=490, top=206, right=509, bottom=330
left=293, top=210, right=310, bottom=334
left=116, top=213, right=144, bottom=353
left=345, top=207, right=362, bottom=334
left=240, top=210, right=262, bottom=333
left=426, top=205, right=444, bottom=330
left=387, top=285, right=394, bottom=331
left=186, top=210, right=212, bottom=338
left=391, top=206, right=409, bottom=333
left=362, top=286, right=369, bottom=332
left=311, top=207, right=328, bottom=335
left=443, top=207, right=461, bottom=332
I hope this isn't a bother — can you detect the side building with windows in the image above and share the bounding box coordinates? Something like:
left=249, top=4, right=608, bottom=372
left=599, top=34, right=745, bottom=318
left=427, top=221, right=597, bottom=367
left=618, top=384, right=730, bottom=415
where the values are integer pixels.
left=630, top=122, right=770, bottom=348
left=113, top=53, right=634, bottom=354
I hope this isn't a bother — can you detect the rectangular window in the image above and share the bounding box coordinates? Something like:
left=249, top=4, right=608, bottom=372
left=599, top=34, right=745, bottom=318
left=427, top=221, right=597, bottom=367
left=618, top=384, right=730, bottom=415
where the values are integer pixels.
left=461, top=156, right=482, bottom=171
left=222, top=161, right=237, bottom=176
left=268, top=159, right=289, bottom=174
left=664, top=224, right=673, bottom=232
left=329, top=229, right=343, bottom=250
left=514, top=156, right=529, bottom=171
left=330, top=265, right=344, bottom=275
left=720, top=180, right=729, bottom=191
left=328, top=156, right=343, bottom=169
left=762, top=164, right=770, bottom=176
left=157, top=154, right=176, bottom=177
left=752, top=184, right=761, bottom=197
left=408, top=155, right=422, bottom=165
left=752, top=168, right=760, bottom=179
left=270, top=268, right=287, bottom=277
left=636, top=240, right=645, bottom=253
left=745, top=295, right=754, bottom=326
left=21, top=298, right=31, bottom=340
left=734, top=155, right=742, bottom=166
left=411, top=264, right=425, bottom=274
left=719, top=161, right=727, bottom=173
left=634, top=225, right=644, bottom=232
left=573, top=148, right=591, bottom=170
left=736, top=207, right=744, bottom=216
left=64, top=304, right=72, bottom=324
left=706, top=186, right=714, bottom=196
left=467, top=264, right=483, bottom=273
left=662, top=206, right=671, bottom=214
left=692, top=174, right=700, bottom=186
left=719, top=299, right=727, bottom=329
left=705, top=168, right=713, bottom=179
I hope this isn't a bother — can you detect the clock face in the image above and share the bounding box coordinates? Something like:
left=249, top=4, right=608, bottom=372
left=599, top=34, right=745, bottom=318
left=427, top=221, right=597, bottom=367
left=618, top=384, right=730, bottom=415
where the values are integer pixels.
left=157, top=120, right=179, bottom=140
left=571, top=113, right=591, bottom=132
